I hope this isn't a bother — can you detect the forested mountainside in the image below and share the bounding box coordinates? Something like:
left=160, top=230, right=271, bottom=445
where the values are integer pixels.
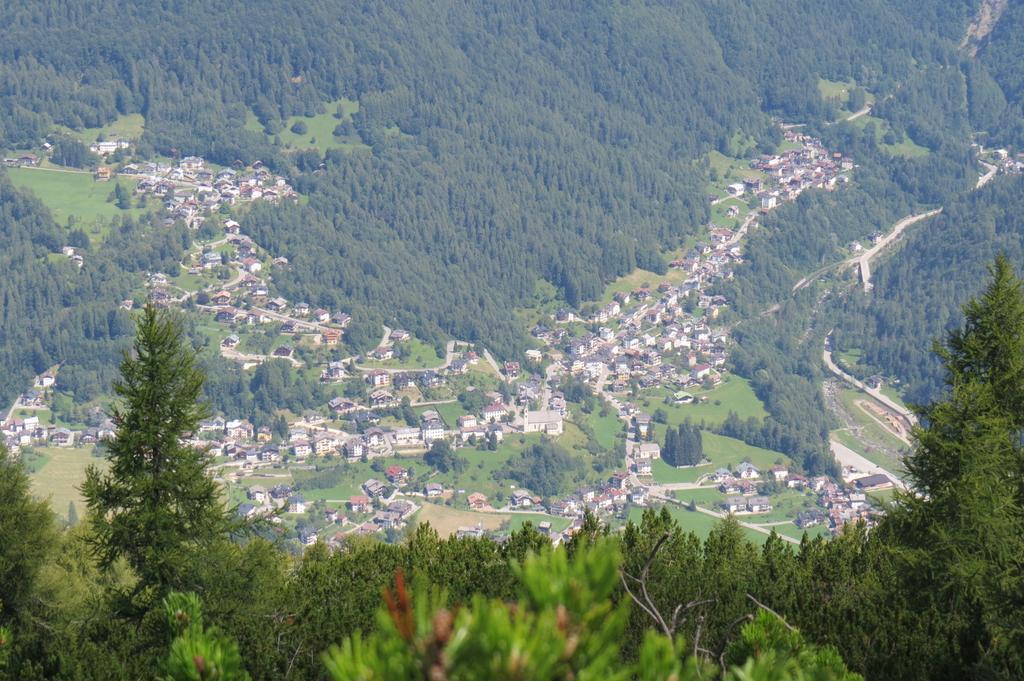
left=833, top=175, right=1024, bottom=404
left=0, top=176, right=189, bottom=407
left=976, top=1, right=1024, bottom=146
left=0, top=1, right=1013, bottom=368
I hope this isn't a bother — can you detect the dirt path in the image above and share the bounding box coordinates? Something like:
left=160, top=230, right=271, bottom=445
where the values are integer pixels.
left=844, top=105, right=871, bottom=122
left=977, top=160, right=998, bottom=189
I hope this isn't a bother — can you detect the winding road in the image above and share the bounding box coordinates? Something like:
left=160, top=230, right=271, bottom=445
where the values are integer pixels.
left=791, top=208, right=943, bottom=294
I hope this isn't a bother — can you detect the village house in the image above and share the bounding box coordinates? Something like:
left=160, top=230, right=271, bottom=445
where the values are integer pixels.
left=348, top=495, right=372, bottom=513
left=366, top=370, right=390, bottom=387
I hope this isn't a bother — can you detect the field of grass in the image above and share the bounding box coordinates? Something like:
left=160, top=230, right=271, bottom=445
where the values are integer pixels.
left=249, top=99, right=371, bottom=153
left=641, top=376, right=768, bottom=427
left=29, top=446, right=106, bottom=520
left=652, top=431, right=788, bottom=485
left=673, top=486, right=726, bottom=507
left=7, top=167, right=144, bottom=234
left=868, top=488, right=897, bottom=507
left=414, top=502, right=509, bottom=536
left=650, top=458, right=706, bottom=484
left=838, top=389, right=908, bottom=454
left=506, top=514, right=571, bottom=534
left=709, top=197, right=750, bottom=229
left=818, top=78, right=856, bottom=104
left=848, top=113, right=929, bottom=158
left=54, top=113, right=146, bottom=144
left=703, top=431, right=789, bottom=468
left=16, top=408, right=52, bottom=424
left=598, top=266, right=690, bottom=304
left=706, top=150, right=765, bottom=199
left=21, top=448, right=51, bottom=474
left=878, top=385, right=908, bottom=410
left=428, top=401, right=467, bottom=429
left=627, top=504, right=768, bottom=544
left=835, top=347, right=863, bottom=370
left=361, top=338, right=444, bottom=370
left=578, top=406, right=624, bottom=451
left=763, top=523, right=831, bottom=543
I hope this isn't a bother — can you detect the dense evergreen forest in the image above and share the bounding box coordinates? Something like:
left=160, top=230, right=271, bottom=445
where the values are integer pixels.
left=0, top=0, right=1016, bottom=359
left=0, top=176, right=188, bottom=408
left=833, top=176, right=1024, bottom=404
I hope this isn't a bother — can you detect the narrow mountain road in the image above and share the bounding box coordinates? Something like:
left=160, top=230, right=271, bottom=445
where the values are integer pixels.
left=220, top=346, right=302, bottom=368
left=977, top=160, right=998, bottom=189
left=354, top=339, right=459, bottom=375
left=844, top=105, right=871, bottom=122
left=791, top=209, right=943, bottom=294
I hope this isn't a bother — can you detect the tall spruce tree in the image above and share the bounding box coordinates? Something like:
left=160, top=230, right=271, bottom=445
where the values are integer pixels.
left=82, top=305, right=230, bottom=610
left=884, top=256, right=1024, bottom=679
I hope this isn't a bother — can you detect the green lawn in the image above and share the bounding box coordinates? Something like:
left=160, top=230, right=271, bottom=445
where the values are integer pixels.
left=54, top=113, right=146, bottom=144
left=674, top=487, right=822, bottom=526
left=703, top=431, right=789, bottom=469
left=818, top=78, right=856, bottom=104
left=580, top=407, right=624, bottom=451
left=20, top=448, right=51, bottom=474
left=29, top=446, right=107, bottom=520
left=878, top=385, right=908, bottom=410
left=673, top=486, right=726, bottom=506
left=848, top=113, right=929, bottom=158
left=868, top=488, right=898, bottom=508
left=835, top=347, right=863, bottom=371
left=249, top=99, right=371, bottom=153
left=641, top=376, right=768, bottom=427
left=762, top=523, right=831, bottom=543
left=652, top=431, right=788, bottom=485
left=507, top=514, right=571, bottom=534
left=710, top=197, right=750, bottom=229
left=16, top=408, right=52, bottom=425
left=627, top=505, right=770, bottom=545
left=706, top=150, right=765, bottom=199
left=429, top=402, right=468, bottom=429
left=598, top=266, right=690, bottom=304
left=7, top=167, right=144, bottom=234
left=360, top=338, right=444, bottom=370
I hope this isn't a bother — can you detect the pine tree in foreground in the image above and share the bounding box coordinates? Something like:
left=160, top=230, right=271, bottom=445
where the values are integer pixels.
left=884, top=255, right=1024, bottom=678
left=82, top=305, right=231, bottom=612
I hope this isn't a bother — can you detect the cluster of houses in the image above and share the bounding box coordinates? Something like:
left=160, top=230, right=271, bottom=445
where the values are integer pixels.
left=2, top=412, right=113, bottom=451
left=124, top=157, right=298, bottom=228
left=237, top=476, right=421, bottom=546
left=745, top=130, right=853, bottom=205
left=534, top=284, right=729, bottom=398
left=529, top=132, right=852, bottom=404
left=2, top=372, right=115, bottom=452
left=987, top=147, right=1024, bottom=176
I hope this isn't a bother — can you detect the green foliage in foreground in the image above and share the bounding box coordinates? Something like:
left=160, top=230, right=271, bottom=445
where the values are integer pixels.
left=159, top=539, right=859, bottom=681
